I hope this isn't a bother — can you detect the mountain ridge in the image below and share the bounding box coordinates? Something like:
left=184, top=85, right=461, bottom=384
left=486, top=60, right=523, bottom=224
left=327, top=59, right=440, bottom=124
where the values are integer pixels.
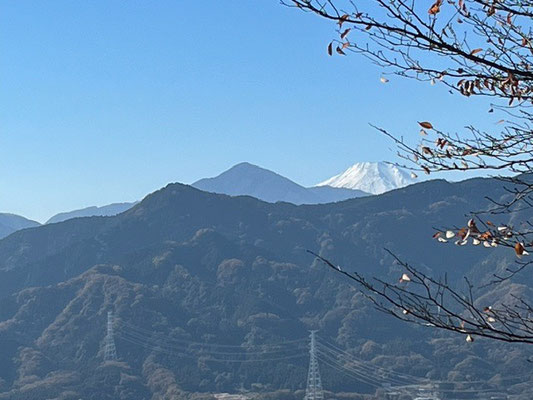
left=0, top=177, right=530, bottom=398
left=192, top=162, right=369, bottom=204
left=46, top=202, right=139, bottom=224
left=0, top=213, right=41, bottom=240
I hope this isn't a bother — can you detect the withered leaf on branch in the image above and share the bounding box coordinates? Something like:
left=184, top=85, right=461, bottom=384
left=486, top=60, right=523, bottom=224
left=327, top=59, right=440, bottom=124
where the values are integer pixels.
left=457, top=228, right=469, bottom=240
left=436, top=138, right=447, bottom=148
left=327, top=42, right=333, bottom=56
left=418, top=121, right=434, bottom=129
left=341, top=28, right=351, bottom=40
left=515, top=242, right=525, bottom=256
left=428, top=0, right=442, bottom=15
left=422, top=146, right=433, bottom=155
left=337, top=14, right=350, bottom=27
left=470, top=48, right=483, bottom=56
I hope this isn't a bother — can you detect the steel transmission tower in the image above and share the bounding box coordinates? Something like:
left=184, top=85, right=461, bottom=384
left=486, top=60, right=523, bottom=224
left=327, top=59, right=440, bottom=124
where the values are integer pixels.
left=104, top=311, right=117, bottom=361
left=304, top=330, right=324, bottom=400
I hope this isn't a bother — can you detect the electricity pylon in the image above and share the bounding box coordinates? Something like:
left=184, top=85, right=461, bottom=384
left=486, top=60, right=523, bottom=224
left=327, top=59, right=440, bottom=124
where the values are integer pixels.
left=104, top=311, right=117, bottom=361
left=304, top=330, right=324, bottom=400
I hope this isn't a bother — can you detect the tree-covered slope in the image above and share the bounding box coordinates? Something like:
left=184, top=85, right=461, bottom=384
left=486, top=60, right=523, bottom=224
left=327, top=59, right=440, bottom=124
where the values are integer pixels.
left=0, top=179, right=530, bottom=399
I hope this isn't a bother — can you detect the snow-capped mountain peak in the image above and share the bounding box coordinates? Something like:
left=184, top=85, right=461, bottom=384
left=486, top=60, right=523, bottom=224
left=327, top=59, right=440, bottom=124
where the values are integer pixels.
left=316, top=162, right=416, bottom=195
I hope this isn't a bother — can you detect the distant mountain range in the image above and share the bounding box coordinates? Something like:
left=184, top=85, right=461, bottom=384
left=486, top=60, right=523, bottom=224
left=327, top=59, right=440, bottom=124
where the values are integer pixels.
left=192, top=162, right=368, bottom=204
left=0, top=213, right=40, bottom=239
left=317, top=161, right=417, bottom=194
left=46, top=202, right=139, bottom=224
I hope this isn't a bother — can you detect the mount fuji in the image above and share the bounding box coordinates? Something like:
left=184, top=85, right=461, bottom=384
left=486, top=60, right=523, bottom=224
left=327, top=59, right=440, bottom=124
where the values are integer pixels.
left=317, top=161, right=417, bottom=195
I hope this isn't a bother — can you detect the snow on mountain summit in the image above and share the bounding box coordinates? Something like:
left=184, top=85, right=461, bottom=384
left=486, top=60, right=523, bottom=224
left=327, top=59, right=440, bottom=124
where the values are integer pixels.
left=316, top=162, right=416, bottom=195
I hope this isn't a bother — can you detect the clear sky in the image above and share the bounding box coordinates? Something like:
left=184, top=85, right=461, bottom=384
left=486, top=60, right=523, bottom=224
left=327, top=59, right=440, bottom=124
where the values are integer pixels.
left=1, top=1, right=498, bottom=222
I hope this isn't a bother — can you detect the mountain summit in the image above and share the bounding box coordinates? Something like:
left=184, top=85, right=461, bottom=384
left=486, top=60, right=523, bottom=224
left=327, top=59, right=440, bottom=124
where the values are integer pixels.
left=316, top=161, right=416, bottom=194
left=192, top=162, right=367, bottom=204
left=0, top=213, right=40, bottom=239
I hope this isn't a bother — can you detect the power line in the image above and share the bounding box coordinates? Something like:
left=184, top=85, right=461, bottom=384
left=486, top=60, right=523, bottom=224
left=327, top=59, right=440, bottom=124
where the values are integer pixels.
left=110, top=319, right=527, bottom=395
left=317, top=338, right=425, bottom=383
left=117, top=319, right=308, bottom=349
left=317, top=337, right=530, bottom=387
left=116, top=331, right=307, bottom=363
left=315, top=341, right=513, bottom=395
left=116, top=324, right=307, bottom=356
left=317, top=348, right=404, bottom=388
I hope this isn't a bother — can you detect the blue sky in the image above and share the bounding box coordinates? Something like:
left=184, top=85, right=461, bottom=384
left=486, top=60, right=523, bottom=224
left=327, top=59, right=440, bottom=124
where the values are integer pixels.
left=1, top=1, right=497, bottom=222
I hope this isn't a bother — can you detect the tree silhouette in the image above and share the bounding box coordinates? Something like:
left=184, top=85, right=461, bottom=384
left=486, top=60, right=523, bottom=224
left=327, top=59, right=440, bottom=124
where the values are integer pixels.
left=287, top=0, right=533, bottom=343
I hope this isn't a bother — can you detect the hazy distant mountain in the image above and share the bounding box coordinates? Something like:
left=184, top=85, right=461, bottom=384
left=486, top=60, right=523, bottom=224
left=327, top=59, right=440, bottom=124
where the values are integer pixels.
left=46, top=202, right=138, bottom=224
left=0, top=178, right=531, bottom=398
left=192, top=162, right=368, bottom=204
left=317, top=161, right=416, bottom=194
left=0, top=213, right=40, bottom=239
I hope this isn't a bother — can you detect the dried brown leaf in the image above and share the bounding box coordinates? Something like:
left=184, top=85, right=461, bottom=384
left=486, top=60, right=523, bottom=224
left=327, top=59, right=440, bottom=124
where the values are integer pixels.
left=515, top=242, right=525, bottom=256
left=341, top=28, right=351, bottom=40
left=336, top=46, right=346, bottom=55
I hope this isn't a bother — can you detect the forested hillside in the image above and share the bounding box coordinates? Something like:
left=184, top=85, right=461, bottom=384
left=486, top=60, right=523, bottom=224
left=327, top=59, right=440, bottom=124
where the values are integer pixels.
left=0, top=179, right=530, bottom=399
